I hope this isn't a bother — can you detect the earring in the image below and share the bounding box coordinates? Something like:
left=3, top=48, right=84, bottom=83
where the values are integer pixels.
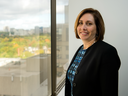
left=96, top=34, right=98, bottom=37
left=96, top=33, right=98, bottom=39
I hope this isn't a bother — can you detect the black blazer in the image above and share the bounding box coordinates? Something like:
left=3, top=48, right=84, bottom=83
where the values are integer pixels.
left=65, top=40, right=121, bottom=96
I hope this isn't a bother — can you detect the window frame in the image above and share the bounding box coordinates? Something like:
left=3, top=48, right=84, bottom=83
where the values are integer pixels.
left=51, top=0, right=67, bottom=96
left=51, top=0, right=57, bottom=96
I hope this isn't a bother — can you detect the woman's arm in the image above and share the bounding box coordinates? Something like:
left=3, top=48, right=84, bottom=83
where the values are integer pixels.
left=100, top=47, right=121, bottom=96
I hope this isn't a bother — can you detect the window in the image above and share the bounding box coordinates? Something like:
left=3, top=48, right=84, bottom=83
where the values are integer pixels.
left=56, top=0, right=69, bottom=94
left=66, top=46, right=69, bottom=50
left=0, top=0, right=51, bottom=96
left=0, top=0, right=68, bottom=96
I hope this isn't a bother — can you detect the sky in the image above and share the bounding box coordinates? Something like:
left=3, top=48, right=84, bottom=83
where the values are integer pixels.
left=0, top=0, right=68, bottom=30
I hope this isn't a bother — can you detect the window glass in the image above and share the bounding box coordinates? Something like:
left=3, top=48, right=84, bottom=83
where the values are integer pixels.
left=0, top=0, right=51, bottom=96
left=56, top=0, right=69, bottom=85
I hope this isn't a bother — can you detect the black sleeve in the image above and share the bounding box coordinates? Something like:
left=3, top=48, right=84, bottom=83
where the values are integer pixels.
left=100, top=47, right=121, bottom=96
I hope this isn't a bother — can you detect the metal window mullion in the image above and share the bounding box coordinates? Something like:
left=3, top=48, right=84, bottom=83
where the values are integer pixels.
left=51, top=0, right=56, bottom=96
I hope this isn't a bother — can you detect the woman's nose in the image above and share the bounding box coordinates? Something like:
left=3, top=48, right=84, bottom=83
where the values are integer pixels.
left=82, top=24, right=86, bottom=29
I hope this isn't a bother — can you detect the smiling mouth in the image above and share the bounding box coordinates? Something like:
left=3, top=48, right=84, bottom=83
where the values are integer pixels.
left=81, top=32, right=89, bottom=35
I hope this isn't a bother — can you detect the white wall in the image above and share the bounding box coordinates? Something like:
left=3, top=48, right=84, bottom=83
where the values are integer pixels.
left=69, top=0, right=128, bottom=96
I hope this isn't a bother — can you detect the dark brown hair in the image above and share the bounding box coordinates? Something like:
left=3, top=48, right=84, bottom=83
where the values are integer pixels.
left=74, top=8, right=105, bottom=41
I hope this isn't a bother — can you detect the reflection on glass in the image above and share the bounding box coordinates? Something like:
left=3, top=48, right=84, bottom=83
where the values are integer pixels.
left=56, top=0, right=69, bottom=85
left=0, top=0, right=51, bottom=96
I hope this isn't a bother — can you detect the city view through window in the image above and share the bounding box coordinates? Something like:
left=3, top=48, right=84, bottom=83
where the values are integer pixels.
left=0, top=26, right=51, bottom=60
left=0, top=0, right=51, bottom=96
left=0, top=0, right=68, bottom=96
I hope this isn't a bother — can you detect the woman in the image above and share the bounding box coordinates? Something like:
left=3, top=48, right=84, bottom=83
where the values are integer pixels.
left=65, top=8, right=121, bottom=96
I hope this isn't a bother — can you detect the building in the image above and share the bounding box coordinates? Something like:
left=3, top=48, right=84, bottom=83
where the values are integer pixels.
left=39, top=27, right=43, bottom=34
left=10, top=28, right=35, bottom=36
left=0, top=54, right=51, bottom=96
left=3, top=26, right=10, bottom=32
left=56, top=23, right=69, bottom=77
left=43, top=27, right=50, bottom=34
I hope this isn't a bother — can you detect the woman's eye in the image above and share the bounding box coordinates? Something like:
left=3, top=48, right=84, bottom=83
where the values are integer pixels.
left=87, top=23, right=92, bottom=25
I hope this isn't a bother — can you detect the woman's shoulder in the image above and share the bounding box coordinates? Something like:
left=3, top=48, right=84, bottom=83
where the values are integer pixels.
left=96, top=40, right=116, bottom=50
left=93, top=40, right=118, bottom=54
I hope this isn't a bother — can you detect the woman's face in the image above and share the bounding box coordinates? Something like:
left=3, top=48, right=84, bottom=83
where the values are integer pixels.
left=77, top=13, right=97, bottom=42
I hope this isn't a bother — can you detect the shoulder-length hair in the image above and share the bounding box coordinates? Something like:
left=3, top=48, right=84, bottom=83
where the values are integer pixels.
left=74, top=8, right=105, bottom=41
